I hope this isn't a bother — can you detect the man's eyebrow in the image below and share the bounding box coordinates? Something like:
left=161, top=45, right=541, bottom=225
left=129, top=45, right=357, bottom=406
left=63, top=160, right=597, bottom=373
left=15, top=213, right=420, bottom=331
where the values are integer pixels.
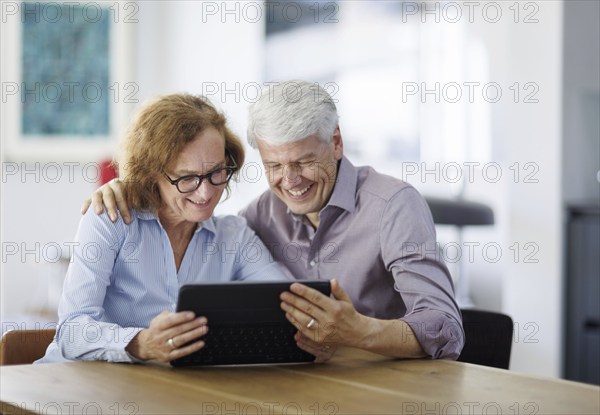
left=297, top=153, right=318, bottom=161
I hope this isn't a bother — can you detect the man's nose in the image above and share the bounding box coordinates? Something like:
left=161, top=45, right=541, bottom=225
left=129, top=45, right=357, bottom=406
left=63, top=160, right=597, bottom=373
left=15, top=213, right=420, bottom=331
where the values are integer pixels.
left=281, top=165, right=302, bottom=186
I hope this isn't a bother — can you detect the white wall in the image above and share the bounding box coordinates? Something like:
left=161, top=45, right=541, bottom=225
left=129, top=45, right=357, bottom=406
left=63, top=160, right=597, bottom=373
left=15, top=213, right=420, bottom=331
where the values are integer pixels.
left=1, top=165, right=97, bottom=320
left=467, top=2, right=564, bottom=377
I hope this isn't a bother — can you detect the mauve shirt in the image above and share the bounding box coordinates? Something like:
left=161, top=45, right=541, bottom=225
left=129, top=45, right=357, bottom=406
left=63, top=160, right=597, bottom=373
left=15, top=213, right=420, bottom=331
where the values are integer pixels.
left=240, top=156, right=464, bottom=359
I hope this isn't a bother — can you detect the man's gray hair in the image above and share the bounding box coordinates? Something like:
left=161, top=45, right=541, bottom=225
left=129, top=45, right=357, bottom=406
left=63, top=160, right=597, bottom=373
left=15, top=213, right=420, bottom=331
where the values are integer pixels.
left=247, top=80, right=339, bottom=148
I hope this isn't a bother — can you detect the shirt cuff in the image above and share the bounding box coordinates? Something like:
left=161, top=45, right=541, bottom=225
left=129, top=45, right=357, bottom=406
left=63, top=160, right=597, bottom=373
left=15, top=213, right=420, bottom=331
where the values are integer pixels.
left=401, top=309, right=464, bottom=360
left=108, top=326, right=145, bottom=363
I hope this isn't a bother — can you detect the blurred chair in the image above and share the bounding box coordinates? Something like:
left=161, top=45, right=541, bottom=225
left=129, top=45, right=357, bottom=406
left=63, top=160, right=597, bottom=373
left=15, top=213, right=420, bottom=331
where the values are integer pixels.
left=458, top=309, right=513, bottom=369
left=0, top=329, right=55, bottom=365
left=424, top=197, right=511, bottom=368
left=425, top=196, right=495, bottom=308
left=425, top=197, right=494, bottom=227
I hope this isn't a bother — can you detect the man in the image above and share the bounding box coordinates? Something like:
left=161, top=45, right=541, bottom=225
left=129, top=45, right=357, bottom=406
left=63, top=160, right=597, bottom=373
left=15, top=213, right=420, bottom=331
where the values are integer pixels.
left=85, top=81, right=464, bottom=360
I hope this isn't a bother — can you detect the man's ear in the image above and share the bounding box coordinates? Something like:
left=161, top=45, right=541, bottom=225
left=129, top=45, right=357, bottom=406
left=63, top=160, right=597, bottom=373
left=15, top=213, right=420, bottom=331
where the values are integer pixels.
left=332, top=127, right=343, bottom=160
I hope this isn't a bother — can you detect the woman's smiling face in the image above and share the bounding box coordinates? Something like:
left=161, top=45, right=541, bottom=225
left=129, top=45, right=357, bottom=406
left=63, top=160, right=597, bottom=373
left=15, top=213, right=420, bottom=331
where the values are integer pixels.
left=158, top=127, right=228, bottom=225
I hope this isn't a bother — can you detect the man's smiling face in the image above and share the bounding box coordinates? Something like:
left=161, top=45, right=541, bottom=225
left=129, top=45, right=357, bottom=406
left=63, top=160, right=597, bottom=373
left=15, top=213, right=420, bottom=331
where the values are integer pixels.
left=257, top=130, right=343, bottom=224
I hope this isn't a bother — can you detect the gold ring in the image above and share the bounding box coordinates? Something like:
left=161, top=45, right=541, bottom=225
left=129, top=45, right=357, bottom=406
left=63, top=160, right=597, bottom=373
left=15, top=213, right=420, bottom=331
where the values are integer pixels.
left=320, top=345, right=331, bottom=352
left=306, top=318, right=316, bottom=329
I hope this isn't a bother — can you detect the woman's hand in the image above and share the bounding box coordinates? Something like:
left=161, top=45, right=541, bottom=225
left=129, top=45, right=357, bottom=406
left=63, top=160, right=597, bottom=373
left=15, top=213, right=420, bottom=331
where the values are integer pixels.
left=126, top=311, right=208, bottom=362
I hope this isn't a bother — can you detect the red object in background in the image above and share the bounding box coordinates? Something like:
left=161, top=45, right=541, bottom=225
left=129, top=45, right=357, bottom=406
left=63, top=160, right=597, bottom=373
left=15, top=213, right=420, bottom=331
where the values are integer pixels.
left=99, top=159, right=118, bottom=186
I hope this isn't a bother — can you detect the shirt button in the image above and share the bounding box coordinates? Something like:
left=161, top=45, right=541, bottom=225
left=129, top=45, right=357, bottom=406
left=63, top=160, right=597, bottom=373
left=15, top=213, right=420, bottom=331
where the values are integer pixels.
left=309, top=259, right=317, bottom=267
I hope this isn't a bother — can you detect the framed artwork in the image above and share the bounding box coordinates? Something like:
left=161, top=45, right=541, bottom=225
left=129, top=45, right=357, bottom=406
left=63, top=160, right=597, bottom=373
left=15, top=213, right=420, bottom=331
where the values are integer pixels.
left=1, top=1, right=137, bottom=161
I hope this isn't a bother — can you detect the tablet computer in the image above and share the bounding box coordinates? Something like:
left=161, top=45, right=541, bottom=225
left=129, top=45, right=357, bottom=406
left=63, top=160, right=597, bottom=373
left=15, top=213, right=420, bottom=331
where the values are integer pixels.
left=171, top=280, right=331, bottom=366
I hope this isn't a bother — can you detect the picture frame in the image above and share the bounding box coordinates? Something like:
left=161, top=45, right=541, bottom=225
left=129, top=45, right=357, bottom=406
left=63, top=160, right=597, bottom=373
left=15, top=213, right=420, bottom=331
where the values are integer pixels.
left=1, top=1, right=137, bottom=162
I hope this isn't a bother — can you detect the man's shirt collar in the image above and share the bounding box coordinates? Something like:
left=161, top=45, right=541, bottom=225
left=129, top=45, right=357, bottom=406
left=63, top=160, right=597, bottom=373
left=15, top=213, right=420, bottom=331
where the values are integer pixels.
left=327, top=156, right=358, bottom=213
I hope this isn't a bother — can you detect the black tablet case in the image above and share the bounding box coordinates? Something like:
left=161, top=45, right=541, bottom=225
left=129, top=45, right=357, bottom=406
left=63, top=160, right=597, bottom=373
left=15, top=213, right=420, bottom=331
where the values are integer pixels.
left=171, top=280, right=331, bottom=366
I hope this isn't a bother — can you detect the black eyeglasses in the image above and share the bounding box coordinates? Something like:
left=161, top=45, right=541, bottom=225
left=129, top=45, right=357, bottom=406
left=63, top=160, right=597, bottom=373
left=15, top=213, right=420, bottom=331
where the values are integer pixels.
left=163, top=158, right=237, bottom=193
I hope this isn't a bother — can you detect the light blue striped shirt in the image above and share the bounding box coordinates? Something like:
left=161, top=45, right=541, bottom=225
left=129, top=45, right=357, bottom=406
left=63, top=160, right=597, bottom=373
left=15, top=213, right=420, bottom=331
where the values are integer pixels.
left=37, top=209, right=288, bottom=363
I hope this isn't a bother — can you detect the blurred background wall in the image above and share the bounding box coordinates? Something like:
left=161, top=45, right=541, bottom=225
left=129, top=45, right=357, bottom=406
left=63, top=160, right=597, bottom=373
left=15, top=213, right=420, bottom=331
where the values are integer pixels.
left=1, top=0, right=599, bottom=381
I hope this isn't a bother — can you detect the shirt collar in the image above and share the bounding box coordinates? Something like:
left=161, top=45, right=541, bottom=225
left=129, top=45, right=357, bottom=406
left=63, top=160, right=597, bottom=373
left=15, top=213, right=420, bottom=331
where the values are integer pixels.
left=286, top=155, right=358, bottom=221
left=136, top=210, right=216, bottom=235
left=326, top=156, right=358, bottom=213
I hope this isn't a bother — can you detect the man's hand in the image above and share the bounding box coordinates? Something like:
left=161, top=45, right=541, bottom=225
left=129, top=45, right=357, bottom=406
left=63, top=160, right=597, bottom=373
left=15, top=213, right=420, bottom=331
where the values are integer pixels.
left=294, top=331, right=337, bottom=363
left=281, top=279, right=427, bottom=358
left=280, top=279, right=371, bottom=351
left=81, top=178, right=131, bottom=224
left=125, top=311, right=208, bottom=363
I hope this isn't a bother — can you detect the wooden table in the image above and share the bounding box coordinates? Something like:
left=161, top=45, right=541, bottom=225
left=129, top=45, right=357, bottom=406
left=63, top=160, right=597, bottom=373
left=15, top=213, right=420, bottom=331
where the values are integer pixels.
left=1, top=348, right=599, bottom=414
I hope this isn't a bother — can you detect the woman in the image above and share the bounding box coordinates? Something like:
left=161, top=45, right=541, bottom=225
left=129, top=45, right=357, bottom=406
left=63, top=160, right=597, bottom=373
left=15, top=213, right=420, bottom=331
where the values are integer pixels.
left=38, top=94, right=287, bottom=363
